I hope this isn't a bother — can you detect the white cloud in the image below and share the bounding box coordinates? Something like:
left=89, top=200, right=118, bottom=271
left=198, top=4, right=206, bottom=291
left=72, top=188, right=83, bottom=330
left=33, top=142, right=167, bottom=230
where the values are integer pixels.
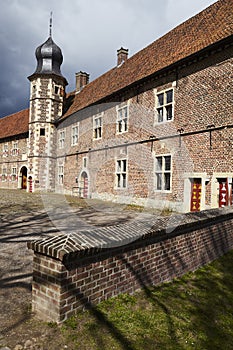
left=0, top=0, right=217, bottom=117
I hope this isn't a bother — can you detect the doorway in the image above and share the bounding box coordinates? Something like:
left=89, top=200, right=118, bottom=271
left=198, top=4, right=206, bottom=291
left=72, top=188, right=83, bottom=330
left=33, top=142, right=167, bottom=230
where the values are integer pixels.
left=20, top=166, right=27, bottom=190
left=80, top=171, right=88, bottom=198
left=190, top=178, right=202, bottom=212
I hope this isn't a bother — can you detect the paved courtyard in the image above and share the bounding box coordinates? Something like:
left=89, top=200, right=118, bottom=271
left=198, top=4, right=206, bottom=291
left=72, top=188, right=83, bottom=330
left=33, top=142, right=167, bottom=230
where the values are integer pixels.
left=0, top=189, right=153, bottom=348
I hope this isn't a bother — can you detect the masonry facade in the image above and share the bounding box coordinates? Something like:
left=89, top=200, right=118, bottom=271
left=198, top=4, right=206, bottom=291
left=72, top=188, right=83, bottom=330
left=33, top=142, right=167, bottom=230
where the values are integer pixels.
left=0, top=0, right=232, bottom=213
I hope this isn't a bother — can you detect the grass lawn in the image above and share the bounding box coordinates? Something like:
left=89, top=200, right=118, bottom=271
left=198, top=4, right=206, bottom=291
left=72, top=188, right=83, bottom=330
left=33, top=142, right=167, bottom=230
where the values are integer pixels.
left=58, top=249, right=233, bottom=350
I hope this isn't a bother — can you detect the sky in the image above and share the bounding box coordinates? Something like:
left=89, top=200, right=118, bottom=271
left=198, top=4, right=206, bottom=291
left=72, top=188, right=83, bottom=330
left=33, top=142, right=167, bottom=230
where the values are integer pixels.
left=0, top=0, right=217, bottom=119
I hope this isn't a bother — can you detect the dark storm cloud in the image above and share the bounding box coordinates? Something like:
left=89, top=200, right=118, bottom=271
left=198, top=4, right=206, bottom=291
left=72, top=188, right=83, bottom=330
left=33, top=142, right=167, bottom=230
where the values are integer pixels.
left=0, top=0, right=216, bottom=118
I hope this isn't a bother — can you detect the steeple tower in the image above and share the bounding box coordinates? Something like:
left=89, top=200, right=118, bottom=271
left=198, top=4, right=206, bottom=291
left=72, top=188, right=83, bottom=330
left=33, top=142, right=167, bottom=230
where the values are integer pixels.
left=27, top=19, right=68, bottom=192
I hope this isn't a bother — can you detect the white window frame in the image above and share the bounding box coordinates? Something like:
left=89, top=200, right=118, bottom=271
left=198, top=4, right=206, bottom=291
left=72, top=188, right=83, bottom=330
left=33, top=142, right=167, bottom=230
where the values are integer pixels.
left=71, top=124, right=79, bottom=146
left=59, top=130, right=65, bottom=149
left=154, top=154, right=172, bottom=192
left=93, top=114, right=103, bottom=140
left=58, top=165, right=64, bottom=185
left=3, top=143, right=8, bottom=157
left=116, top=158, right=127, bottom=189
left=12, top=141, right=18, bottom=156
left=156, top=88, right=174, bottom=123
left=1, top=167, right=7, bottom=181
left=11, top=167, right=17, bottom=182
left=117, top=105, right=128, bottom=134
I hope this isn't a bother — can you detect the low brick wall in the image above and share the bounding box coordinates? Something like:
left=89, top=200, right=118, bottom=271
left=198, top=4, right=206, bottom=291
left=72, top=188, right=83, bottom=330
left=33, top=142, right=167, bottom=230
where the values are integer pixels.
left=28, top=207, right=233, bottom=323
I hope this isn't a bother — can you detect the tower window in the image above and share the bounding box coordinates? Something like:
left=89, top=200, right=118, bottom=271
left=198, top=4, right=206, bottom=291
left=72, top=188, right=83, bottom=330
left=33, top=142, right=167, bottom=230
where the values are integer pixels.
left=40, top=128, right=45, bottom=136
left=54, top=85, right=60, bottom=95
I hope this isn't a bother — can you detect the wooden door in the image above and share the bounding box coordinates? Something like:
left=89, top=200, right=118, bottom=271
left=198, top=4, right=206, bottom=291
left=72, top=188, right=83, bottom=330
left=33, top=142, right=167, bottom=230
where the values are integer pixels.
left=83, top=176, right=88, bottom=198
left=80, top=172, right=88, bottom=198
left=190, top=178, right=202, bottom=212
left=22, top=175, right=27, bottom=189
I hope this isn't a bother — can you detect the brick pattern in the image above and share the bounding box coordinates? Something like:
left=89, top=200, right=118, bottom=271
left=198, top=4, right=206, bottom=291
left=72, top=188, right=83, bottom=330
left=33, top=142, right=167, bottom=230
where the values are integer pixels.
left=29, top=207, right=233, bottom=323
left=28, top=76, right=66, bottom=191
left=56, top=45, right=233, bottom=211
left=0, top=136, right=29, bottom=189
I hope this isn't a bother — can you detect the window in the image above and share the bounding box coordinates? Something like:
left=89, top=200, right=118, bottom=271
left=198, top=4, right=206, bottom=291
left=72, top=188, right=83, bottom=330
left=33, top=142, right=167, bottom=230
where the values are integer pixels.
left=3, top=143, right=8, bottom=157
left=58, top=165, right=64, bottom=185
left=117, top=106, right=128, bottom=133
left=71, top=125, right=79, bottom=145
left=32, top=85, right=36, bottom=94
left=156, top=89, right=174, bottom=123
left=59, top=130, right=65, bottom=149
left=54, top=85, right=60, bottom=95
left=83, top=157, right=87, bottom=168
left=93, top=115, right=102, bottom=139
left=155, top=155, right=171, bottom=191
left=12, top=142, right=18, bottom=156
left=116, top=159, right=127, bottom=188
left=40, top=128, right=45, bottom=136
left=1, top=167, right=7, bottom=181
left=11, top=167, right=17, bottom=181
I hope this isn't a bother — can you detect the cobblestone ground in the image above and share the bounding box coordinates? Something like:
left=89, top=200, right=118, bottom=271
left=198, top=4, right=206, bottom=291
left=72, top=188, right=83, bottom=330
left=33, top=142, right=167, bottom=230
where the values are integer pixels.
left=0, top=189, right=147, bottom=350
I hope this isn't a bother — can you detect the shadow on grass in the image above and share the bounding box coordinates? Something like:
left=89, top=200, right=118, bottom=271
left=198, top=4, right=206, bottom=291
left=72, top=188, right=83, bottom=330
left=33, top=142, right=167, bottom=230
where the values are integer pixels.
left=61, top=225, right=233, bottom=349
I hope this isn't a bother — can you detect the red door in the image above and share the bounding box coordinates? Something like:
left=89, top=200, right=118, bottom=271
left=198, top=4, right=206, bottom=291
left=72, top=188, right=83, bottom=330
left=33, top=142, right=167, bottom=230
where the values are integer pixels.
left=219, top=179, right=229, bottom=207
left=83, top=176, right=88, bottom=198
left=80, top=172, right=88, bottom=198
left=190, top=178, right=202, bottom=212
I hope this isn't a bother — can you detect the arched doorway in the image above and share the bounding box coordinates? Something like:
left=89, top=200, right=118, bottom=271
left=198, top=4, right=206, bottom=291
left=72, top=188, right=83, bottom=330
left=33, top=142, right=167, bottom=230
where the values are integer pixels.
left=20, top=166, right=27, bottom=190
left=80, top=171, right=88, bottom=198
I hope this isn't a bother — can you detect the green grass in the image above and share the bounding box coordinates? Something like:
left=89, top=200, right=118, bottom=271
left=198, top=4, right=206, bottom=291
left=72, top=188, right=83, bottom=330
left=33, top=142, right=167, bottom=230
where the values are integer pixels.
left=59, top=250, right=233, bottom=350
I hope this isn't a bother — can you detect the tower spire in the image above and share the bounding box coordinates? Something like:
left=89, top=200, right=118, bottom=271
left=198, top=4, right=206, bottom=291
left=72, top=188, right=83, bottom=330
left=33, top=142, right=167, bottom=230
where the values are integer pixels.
left=49, top=11, right=52, bottom=37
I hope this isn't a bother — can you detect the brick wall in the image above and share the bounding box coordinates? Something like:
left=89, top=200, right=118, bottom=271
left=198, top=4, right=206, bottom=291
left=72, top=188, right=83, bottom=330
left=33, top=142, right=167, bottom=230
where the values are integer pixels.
left=28, top=207, right=233, bottom=323
left=0, top=136, right=28, bottom=189
left=54, top=45, right=233, bottom=212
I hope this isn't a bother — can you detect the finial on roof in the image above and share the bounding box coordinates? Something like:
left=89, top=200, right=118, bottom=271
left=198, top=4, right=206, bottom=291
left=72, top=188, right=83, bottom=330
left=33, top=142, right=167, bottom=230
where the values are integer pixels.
left=49, top=11, right=53, bottom=37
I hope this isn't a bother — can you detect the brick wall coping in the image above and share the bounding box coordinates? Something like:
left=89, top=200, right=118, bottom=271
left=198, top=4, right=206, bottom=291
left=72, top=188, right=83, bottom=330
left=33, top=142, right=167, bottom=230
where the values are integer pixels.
left=27, top=207, right=233, bottom=261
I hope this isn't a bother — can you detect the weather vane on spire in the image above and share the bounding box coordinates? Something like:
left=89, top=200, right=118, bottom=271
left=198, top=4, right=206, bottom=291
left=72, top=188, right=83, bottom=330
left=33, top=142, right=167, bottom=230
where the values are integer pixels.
left=49, top=11, right=53, bottom=37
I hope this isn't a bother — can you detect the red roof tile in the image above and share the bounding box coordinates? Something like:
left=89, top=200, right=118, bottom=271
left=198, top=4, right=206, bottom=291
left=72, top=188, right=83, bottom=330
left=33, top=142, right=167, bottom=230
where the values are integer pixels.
left=63, top=0, right=233, bottom=118
left=0, top=109, right=29, bottom=140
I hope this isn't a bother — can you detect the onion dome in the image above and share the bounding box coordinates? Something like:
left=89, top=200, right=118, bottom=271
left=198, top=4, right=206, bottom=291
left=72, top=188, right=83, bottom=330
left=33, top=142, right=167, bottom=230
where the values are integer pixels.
left=28, top=35, right=67, bottom=84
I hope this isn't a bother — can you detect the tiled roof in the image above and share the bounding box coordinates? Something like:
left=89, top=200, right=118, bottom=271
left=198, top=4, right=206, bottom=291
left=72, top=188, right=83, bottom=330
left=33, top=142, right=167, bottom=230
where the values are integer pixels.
left=0, top=109, right=29, bottom=140
left=63, top=0, right=233, bottom=119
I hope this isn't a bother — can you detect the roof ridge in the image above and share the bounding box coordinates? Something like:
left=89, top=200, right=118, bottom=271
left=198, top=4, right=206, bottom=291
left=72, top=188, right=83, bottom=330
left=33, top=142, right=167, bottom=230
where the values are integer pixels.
left=62, top=0, right=232, bottom=119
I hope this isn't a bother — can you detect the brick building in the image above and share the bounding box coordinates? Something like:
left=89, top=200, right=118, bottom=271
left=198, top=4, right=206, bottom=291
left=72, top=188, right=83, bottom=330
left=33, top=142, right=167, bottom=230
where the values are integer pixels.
left=0, top=0, right=232, bottom=213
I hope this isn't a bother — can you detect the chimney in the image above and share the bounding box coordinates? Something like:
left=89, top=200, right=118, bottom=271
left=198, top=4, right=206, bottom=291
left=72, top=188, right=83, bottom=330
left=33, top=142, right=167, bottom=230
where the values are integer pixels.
left=75, top=71, right=89, bottom=93
left=117, top=47, right=128, bottom=66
